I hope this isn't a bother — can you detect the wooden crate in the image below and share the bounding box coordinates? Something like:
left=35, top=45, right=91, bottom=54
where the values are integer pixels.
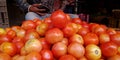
left=0, top=0, right=9, bottom=28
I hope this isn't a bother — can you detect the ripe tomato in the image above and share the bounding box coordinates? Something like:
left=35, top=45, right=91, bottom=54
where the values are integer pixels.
left=52, top=42, right=67, bottom=58
left=100, top=42, right=118, bottom=57
left=12, top=54, right=25, bottom=60
left=78, top=56, right=87, bottom=60
left=106, top=28, right=117, bottom=35
left=72, top=18, right=82, bottom=24
left=107, top=54, right=120, bottom=60
left=110, top=33, right=120, bottom=46
left=25, top=51, right=42, bottom=60
left=0, top=35, right=12, bottom=44
left=83, top=32, right=99, bottom=46
left=45, top=28, right=64, bottom=44
left=69, top=34, right=84, bottom=45
left=85, top=44, right=101, bottom=60
left=62, top=22, right=78, bottom=37
left=21, top=20, right=36, bottom=30
left=0, top=53, right=12, bottom=60
left=68, top=42, right=85, bottom=58
left=24, top=38, right=42, bottom=53
left=99, top=33, right=110, bottom=44
left=6, top=29, right=16, bottom=39
left=78, top=27, right=90, bottom=36
left=41, top=49, right=54, bottom=60
left=36, top=22, right=48, bottom=36
left=39, top=38, right=51, bottom=50
left=0, top=42, right=17, bottom=56
left=92, top=25, right=106, bottom=35
left=59, top=54, right=77, bottom=60
left=51, top=10, right=69, bottom=29
left=23, top=29, right=40, bottom=43
left=60, top=38, right=68, bottom=46
left=33, top=18, right=42, bottom=25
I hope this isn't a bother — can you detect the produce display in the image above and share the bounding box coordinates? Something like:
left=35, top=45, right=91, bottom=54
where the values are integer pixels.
left=0, top=9, right=120, bottom=60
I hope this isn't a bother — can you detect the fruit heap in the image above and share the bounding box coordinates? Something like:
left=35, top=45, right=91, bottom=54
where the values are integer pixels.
left=0, top=10, right=120, bottom=60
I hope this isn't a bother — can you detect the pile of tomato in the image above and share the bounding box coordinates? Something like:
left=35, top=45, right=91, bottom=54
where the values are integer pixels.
left=0, top=10, right=120, bottom=60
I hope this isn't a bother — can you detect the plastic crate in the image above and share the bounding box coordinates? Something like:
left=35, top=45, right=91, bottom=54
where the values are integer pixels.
left=0, top=0, right=9, bottom=28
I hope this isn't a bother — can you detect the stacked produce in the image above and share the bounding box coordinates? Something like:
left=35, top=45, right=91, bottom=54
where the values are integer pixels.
left=0, top=10, right=120, bottom=60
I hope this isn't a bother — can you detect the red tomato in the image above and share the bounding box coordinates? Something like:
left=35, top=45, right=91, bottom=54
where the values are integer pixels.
left=6, top=29, right=16, bottom=39
left=106, top=28, right=117, bottom=35
left=26, top=51, right=42, bottom=60
left=21, top=20, right=36, bottom=30
left=45, top=28, right=64, bottom=44
left=0, top=53, right=12, bottom=60
left=92, top=25, right=106, bottom=35
left=0, top=35, right=12, bottom=44
left=62, top=22, right=78, bottom=37
left=51, top=10, right=69, bottom=29
left=100, top=42, right=118, bottom=57
left=72, top=18, right=82, bottom=24
left=60, top=38, right=68, bottom=46
left=24, top=38, right=42, bottom=53
left=107, top=54, right=120, bottom=60
left=78, top=27, right=90, bottom=36
left=43, top=17, right=53, bottom=29
left=33, top=18, right=42, bottom=25
left=79, top=56, right=87, bottom=60
left=110, top=33, right=120, bottom=46
left=69, top=34, right=84, bottom=45
left=14, top=42, right=24, bottom=54
left=68, top=42, right=85, bottom=58
left=81, top=21, right=89, bottom=28
left=52, top=42, right=67, bottom=58
left=59, top=54, right=77, bottom=60
left=83, top=32, right=99, bottom=46
left=23, top=29, right=40, bottom=43
left=0, top=42, right=17, bottom=56
left=12, top=54, right=25, bottom=60
left=36, top=22, right=48, bottom=36
left=39, top=38, right=51, bottom=50
left=85, top=44, right=101, bottom=60
left=41, top=49, right=54, bottom=60
left=99, top=33, right=110, bottom=44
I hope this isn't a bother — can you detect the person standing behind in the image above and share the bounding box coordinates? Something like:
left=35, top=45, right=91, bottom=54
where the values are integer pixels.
left=15, top=0, right=79, bottom=20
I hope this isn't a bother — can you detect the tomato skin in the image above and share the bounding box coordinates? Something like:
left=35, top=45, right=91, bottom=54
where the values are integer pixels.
left=52, top=42, right=67, bottom=58
left=72, top=18, right=82, bottom=24
left=51, top=10, right=69, bottom=29
left=41, top=49, right=54, bottom=60
left=0, top=28, right=6, bottom=36
left=6, top=29, right=16, bottom=39
left=36, top=22, right=48, bottom=36
left=110, top=33, right=120, bottom=46
left=0, top=53, right=12, bottom=60
left=21, top=20, right=36, bottom=30
left=24, top=38, right=42, bottom=54
left=107, top=54, right=120, bottom=60
left=39, top=38, right=51, bottom=50
left=59, top=54, right=77, bottom=60
left=85, top=44, right=101, bottom=60
left=45, top=28, right=64, bottom=44
left=0, top=42, right=17, bottom=56
left=83, top=32, right=99, bottom=46
left=68, top=42, right=85, bottom=58
left=69, top=34, right=84, bottom=45
left=25, top=51, right=42, bottom=60
left=78, top=27, right=90, bottom=36
left=100, top=42, right=118, bottom=57
left=0, top=35, right=12, bottom=44
left=99, top=33, right=110, bottom=44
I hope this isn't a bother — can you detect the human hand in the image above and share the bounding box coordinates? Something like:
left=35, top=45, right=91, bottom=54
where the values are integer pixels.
left=29, top=4, right=46, bottom=16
